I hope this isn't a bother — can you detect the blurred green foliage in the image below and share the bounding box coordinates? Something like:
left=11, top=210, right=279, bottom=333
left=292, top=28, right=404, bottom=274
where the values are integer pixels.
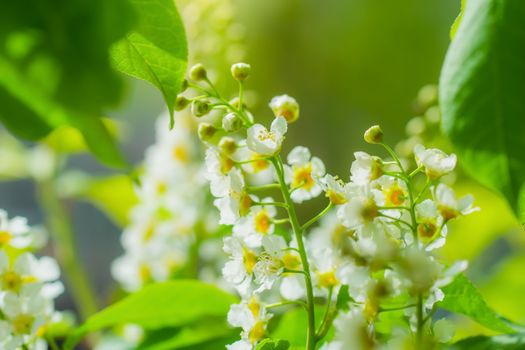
left=0, top=0, right=187, bottom=167
left=440, top=0, right=525, bottom=224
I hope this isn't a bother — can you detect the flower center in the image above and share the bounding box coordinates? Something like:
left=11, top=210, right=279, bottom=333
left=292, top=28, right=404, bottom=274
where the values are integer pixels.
left=360, top=199, right=378, bottom=222
left=0, top=231, right=12, bottom=245
left=254, top=210, right=271, bottom=234
left=1, top=271, right=23, bottom=292
left=282, top=252, right=301, bottom=270
left=317, top=270, right=338, bottom=288
left=385, top=185, right=406, bottom=206
left=438, top=205, right=458, bottom=221
left=172, top=145, right=189, bottom=162
left=243, top=248, right=257, bottom=274
left=417, top=220, right=438, bottom=241
left=292, top=164, right=314, bottom=190
left=239, top=192, right=253, bottom=217
left=257, top=130, right=276, bottom=142
left=249, top=320, right=266, bottom=343
left=252, top=156, right=269, bottom=173
left=12, top=314, right=34, bottom=334
left=248, top=297, right=261, bottom=318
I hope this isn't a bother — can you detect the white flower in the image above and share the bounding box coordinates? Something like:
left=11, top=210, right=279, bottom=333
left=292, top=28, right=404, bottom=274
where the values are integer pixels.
left=247, top=116, right=287, bottom=156
left=269, top=95, right=299, bottom=123
left=0, top=251, right=62, bottom=298
left=310, top=247, right=340, bottom=290
left=337, top=262, right=371, bottom=302
left=350, top=152, right=383, bottom=185
left=227, top=297, right=271, bottom=348
left=213, top=168, right=253, bottom=225
left=321, top=174, right=348, bottom=205
left=222, top=236, right=258, bottom=296
left=376, top=176, right=408, bottom=207
left=233, top=199, right=277, bottom=248
left=253, top=235, right=288, bottom=292
left=433, top=183, right=479, bottom=221
left=285, top=146, right=326, bottom=203
left=337, top=184, right=384, bottom=229
left=415, top=199, right=445, bottom=248
left=321, top=307, right=375, bottom=350
left=0, top=210, right=32, bottom=249
left=414, top=145, right=456, bottom=179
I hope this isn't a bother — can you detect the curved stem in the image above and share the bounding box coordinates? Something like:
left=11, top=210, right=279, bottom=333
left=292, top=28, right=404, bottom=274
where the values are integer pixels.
left=271, top=156, right=317, bottom=350
left=316, top=287, right=334, bottom=340
left=37, top=179, right=99, bottom=321
left=301, top=202, right=333, bottom=231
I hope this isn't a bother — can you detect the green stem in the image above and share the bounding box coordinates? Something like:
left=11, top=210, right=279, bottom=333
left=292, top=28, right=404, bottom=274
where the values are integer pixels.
left=271, top=156, right=317, bottom=350
left=301, top=202, right=333, bottom=231
left=266, top=300, right=307, bottom=310
left=416, top=294, right=424, bottom=345
left=316, top=287, right=334, bottom=340
left=379, top=304, right=416, bottom=313
left=37, top=180, right=99, bottom=321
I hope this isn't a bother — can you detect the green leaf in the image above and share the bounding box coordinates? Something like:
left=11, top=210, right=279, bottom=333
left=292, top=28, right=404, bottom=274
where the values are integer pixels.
left=336, top=284, right=351, bottom=312
left=138, top=318, right=237, bottom=350
left=438, top=274, right=515, bottom=333
left=79, top=175, right=138, bottom=227
left=450, top=0, right=467, bottom=40
left=0, top=0, right=135, bottom=137
left=447, top=334, right=525, bottom=350
left=64, top=280, right=237, bottom=350
left=68, top=115, right=127, bottom=168
left=255, top=339, right=290, bottom=350
left=439, top=0, right=525, bottom=223
left=271, top=307, right=326, bottom=349
left=110, top=0, right=188, bottom=128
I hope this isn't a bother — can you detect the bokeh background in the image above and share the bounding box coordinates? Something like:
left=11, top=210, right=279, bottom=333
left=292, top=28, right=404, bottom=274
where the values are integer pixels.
left=1, top=0, right=523, bottom=339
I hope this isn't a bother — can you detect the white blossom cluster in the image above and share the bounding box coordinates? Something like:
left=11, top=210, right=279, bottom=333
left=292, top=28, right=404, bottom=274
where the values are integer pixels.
left=0, top=210, right=63, bottom=349
left=112, top=113, right=223, bottom=292
left=180, top=63, right=479, bottom=350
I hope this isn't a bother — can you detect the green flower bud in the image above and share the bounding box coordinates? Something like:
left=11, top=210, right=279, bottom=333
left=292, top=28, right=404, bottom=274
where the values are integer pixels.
left=231, top=62, right=251, bottom=81
left=219, top=137, right=237, bottom=156
left=364, top=125, right=383, bottom=144
left=198, top=123, right=216, bottom=142
left=191, top=100, right=210, bottom=117
left=175, top=95, right=190, bottom=111
left=222, top=112, right=243, bottom=132
left=189, top=63, right=207, bottom=81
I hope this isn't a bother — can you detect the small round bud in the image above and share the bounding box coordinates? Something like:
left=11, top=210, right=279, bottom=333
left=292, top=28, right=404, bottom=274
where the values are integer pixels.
left=175, top=95, right=190, bottom=111
left=231, top=62, right=251, bottom=81
left=191, top=100, right=210, bottom=117
left=269, top=95, right=299, bottom=123
left=189, top=63, right=207, bottom=81
left=219, top=137, right=237, bottom=156
left=364, top=125, right=383, bottom=144
left=198, top=123, right=216, bottom=142
left=222, top=112, right=243, bottom=132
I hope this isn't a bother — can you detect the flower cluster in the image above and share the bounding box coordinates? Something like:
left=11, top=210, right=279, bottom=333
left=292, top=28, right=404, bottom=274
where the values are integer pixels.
left=179, top=63, right=478, bottom=350
left=0, top=210, right=63, bottom=349
left=112, top=113, right=223, bottom=292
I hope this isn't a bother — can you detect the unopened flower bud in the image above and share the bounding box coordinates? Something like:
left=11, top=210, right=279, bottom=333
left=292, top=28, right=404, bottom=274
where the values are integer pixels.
left=189, top=63, right=207, bottom=81
left=175, top=95, right=190, bottom=111
left=198, top=123, right=216, bottom=141
left=231, top=62, right=251, bottom=81
left=269, top=95, right=299, bottom=123
left=222, top=112, right=243, bottom=132
left=219, top=137, right=237, bottom=156
left=364, top=125, right=383, bottom=144
left=191, top=100, right=210, bottom=117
